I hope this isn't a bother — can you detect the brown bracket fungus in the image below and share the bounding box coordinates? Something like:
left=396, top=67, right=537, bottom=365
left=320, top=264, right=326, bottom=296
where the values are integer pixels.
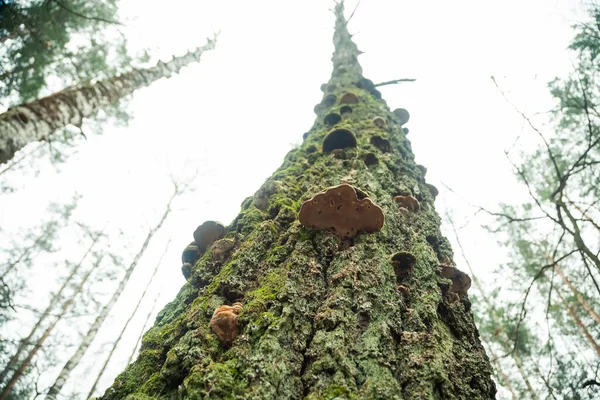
left=340, top=105, right=352, bottom=115
left=340, top=92, right=359, bottom=104
left=364, top=153, right=379, bottom=166
left=370, top=135, right=391, bottom=153
left=211, top=238, right=235, bottom=261
left=181, top=241, right=201, bottom=280
left=193, top=221, right=225, bottom=251
left=393, top=108, right=410, bottom=125
left=324, top=112, right=342, bottom=126
left=394, top=195, right=420, bottom=212
left=391, top=251, right=417, bottom=282
left=298, top=183, right=385, bottom=239
left=439, top=265, right=471, bottom=295
left=209, top=302, right=243, bottom=345
left=372, top=116, right=386, bottom=128
left=322, top=128, right=357, bottom=153
left=426, top=183, right=439, bottom=199
left=324, top=94, right=337, bottom=107
left=398, top=207, right=410, bottom=217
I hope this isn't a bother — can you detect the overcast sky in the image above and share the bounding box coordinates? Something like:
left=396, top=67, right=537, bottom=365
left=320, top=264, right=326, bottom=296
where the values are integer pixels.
left=0, top=0, right=590, bottom=398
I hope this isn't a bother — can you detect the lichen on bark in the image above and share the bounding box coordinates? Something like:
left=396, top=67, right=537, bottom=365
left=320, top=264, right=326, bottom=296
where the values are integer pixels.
left=100, top=3, right=496, bottom=399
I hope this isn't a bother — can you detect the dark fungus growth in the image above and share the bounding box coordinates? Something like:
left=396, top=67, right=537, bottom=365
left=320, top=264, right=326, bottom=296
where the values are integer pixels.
left=364, top=153, right=379, bottom=166
left=416, top=164, right=427, bottom=177
left=393, top=108, right=410, bottom=124
left=306, top=144, right=317, bottom=154
left=324, top=112, right=342, bottom=126
left=439, top=265, right=472, bottom=295
left=322, top=128, right=357, bottom=153
left=370, top=135, right=391, bottom=153
left=181, top=242, right=201, bottom=280
left=320, top=83, right=327, bottom=92
left=303, top=131, right=309, bottom=140
left=391, top=251, right=417, bottom=282
left=371, top=88, right=382, bottom=99
left=340, top=92, right=359, bottom=104
left=340, top=105, right=352, bottom=115
left=298, top=183, right=385, bottom=239
left=357, top=78, right=376, bottom=92
left=193, top=221, right=225, bottom=251
left=324, top=94, right=337, bottom=107
left=403, top=127, right=409, bottom=135
left=327, top=83, right=337, bottom=92
left=426, top=183, right=439, bottom=199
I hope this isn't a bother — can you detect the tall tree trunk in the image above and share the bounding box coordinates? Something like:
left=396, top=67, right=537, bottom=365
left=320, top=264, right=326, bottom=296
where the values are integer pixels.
left=0, top=254, right=104, bottom=400
left=100, top=4, right=496, bottom=399
left=0, top=233, right=101, bottom=386
left=86, top=241, right=171, bottom=399
left=0, top=36, right=217, bottom=165
left=46, top=187, right=178, bottom=399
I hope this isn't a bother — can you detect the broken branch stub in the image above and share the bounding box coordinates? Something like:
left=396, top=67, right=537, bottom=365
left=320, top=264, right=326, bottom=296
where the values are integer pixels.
left=298, top=184, right=385, bottom=239
left=193, top=221, right=225, bottom=251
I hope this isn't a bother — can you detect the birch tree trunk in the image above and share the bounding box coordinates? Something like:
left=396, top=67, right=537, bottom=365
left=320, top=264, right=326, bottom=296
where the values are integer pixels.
left=0, top=36, right=217, bottom=165
left=45, top=185, right=179, bottom=399
left=100, top=4, right=496, bottom=399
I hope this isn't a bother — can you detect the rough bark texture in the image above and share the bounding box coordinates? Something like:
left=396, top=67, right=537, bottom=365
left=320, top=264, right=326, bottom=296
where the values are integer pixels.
left=0, top=37, right=216, bottom=165
left=100, top=4, right=496, bottom=399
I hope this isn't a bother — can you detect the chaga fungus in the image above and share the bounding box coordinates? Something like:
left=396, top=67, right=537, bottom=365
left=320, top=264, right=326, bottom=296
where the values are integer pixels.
left=324, top=112, right=342, bottom=126
left=391, top=251, right=417, bottom=282
left=393, top=108, right=410, bottom=124
left=394, top=195, right=420, bottom=212
left=340, top=105, right=352, bottom=115
left=193, top=221, right=225, bottom=251
left=324, top=94, right=337, bottom=107
left=426, top=183, right=439, bottom=198
left=340, top=92, right=359, bottom=104
left=370, top=135, right=391, bottom=153
left=364, top=153, right=379, bottom=166
left=211, top=238, right=235, bottom=261
left=181, top=241, right=201, bottom=280
left=298, top=184, right=385, bottom=239
left=439, top=265, right=471, bottom=295
left=209, top=302, right=243, bottom=345
left=372, top=116, right=386, bottom=128
left=323, top=128, right=357, bottom=153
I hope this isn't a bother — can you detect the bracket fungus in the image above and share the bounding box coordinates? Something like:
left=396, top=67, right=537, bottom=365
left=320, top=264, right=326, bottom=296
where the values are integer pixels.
left=324, top=112, right=342, bottom=126
left=181, top=241, right=201, bottom=280
left=370, top=135, right=391, bottom=153
left=403, top=127, right=409, bottom=135
left=322, top=128, right=357, bottom=153
left=209, top=302, right=243, bottom=345
left=340, top=105, right=352, bottom=115
left=393, top=108, right=410, bottom=125
left=426, top=183, right=439, bottom=198
left=391, top=251, right=417, bottom=282
left=372, top=116, right=386, bottom=128
left=193, top=221, right=225, bottom=252
left=416, top=164, right=427, bottom=177
left=298, top=184, right=385, bottom=239
left=340, top=92, right=359, bottom=105
left=394, top=195, right=420, bottom=212
left=324, top=94, right=337, bottom=107
left=211, top=238, right=235, bottom=261
left=254, top=180, right=280, bottom=210
left=364, top=153, right=379, bottom=166
left=439, top=265, right=471, bottom=295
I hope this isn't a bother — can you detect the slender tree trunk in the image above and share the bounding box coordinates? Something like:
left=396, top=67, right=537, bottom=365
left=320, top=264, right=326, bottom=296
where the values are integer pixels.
left=100, top=4, right=496, bottom=399
left=555, top=288, right=600, bottom=357
left=46, top=189, right=177, bottom=399
left=0, top=254, right=103, bottom=400
left=0, top=36, right=217, bottom=165
left=0, top=231, right=102, bottom=385
left=86, top=241, right=171, bottom=399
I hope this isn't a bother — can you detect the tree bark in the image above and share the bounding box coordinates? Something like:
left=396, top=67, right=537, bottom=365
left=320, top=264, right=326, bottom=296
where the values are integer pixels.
left=0, top=36, right=217, bottom=165
left=100, top=3, right=496, bottom=399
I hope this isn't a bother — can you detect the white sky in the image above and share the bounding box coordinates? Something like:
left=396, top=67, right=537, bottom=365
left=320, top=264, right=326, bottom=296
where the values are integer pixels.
left=0, top=0, right=590, bottom=398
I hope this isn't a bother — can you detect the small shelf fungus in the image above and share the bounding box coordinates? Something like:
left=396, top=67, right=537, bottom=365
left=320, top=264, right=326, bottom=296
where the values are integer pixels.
left=426, top=183, right=439, bottom=199
left=324, top=112, right=342, bottom=126
left=391, top=251, right=417, bottom=282
left=211, top=238, right=235, bottom=261
left=298, top=183, right=385, bottom=239
left=403, top=127, right=409, bottom=135
left=324, top=94, right=337, bottom=107
left=416, top=164, right=427, bottom=178
left=340, top=105, right=352, bottom=115
left=370, top=135, right=391, bottom=153
left=322, top=128, right=357, bottom=153
left=364, top=153, right=379, bottom=166
left=394, top=195, right=420, bottom=212
left=393, top=108, right=410, bottom=125
left=193, top=221, right=225, bottom=252
left=327, top=83, right=338, bottom=92
left=254, top=180, right=280, bottom=210
left=209, top=302, right=243, bottom=345
left=372, top=116, right=386, bottom=128
left=439, top=265, right=471, bottom=295
left=181, top=241, right=201, bottom=280
left=340, top=92, right=359, bottom=105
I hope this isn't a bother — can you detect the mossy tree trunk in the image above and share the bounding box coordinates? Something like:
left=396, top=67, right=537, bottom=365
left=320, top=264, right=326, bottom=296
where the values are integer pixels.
left=100, top=4, right=496, bottom=399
